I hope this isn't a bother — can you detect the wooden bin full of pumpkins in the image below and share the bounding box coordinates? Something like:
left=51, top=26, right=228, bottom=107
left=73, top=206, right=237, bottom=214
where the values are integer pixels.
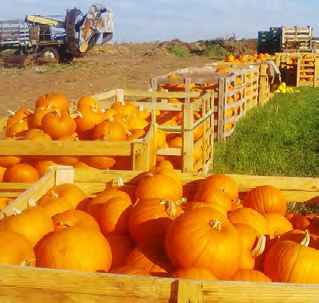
left=85, top=88, right=215, bottom=173
left=151, top=67, right=246, bottom=142
left=0, top=165, right=318, bottom=303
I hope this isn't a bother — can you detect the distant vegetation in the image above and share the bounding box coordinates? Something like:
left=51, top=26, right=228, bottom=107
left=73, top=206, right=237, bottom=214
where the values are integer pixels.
left=201, top=43, right=230, bottom=59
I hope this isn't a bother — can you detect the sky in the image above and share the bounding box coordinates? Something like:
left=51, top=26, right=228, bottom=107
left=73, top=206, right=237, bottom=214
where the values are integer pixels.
left=0, top=0, right=318, bottom=43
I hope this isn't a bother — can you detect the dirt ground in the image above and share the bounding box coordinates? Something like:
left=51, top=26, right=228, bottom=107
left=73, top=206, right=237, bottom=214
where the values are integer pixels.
left=0, top=43, right=214, bottom=116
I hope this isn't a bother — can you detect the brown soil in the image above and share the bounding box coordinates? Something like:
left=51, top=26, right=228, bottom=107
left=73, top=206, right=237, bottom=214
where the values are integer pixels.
left=0, top=43, right=213, bottom=116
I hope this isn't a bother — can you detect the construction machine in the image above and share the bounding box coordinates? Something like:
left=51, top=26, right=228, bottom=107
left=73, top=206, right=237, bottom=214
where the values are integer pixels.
left=0, top=4, right=114, bottom=66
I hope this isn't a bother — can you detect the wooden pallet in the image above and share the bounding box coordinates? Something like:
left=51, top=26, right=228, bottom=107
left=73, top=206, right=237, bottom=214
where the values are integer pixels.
left=151, top=68, right=245, bottom=142
left=89, top=89, right=215, bottom=173
left=206, top=62, right=259, bottom=110
left=296, top=57, right=319, bottom=87
left=0, top=166, right=318, bottom=303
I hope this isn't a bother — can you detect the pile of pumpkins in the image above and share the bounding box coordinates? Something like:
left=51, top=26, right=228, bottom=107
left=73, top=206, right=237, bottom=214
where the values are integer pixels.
left=0, top=164, right=318, bottom=284
left=224, top=53, right=276, bottom=63
left=0, top=92, right=157, bottom=185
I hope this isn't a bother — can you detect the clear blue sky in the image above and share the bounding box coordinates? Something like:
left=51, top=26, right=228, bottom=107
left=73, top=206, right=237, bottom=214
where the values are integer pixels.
left=0, top=0, right=318, bottom=43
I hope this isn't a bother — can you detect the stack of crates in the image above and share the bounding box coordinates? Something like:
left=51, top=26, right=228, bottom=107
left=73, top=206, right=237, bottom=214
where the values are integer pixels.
left=258, top=27, right=282, bottom=54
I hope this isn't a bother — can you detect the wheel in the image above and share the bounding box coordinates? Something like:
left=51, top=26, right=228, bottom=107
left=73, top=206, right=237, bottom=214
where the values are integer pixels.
left=61, top=53, right=74, bottom=63
left=40, top=47, right=60, bottom=62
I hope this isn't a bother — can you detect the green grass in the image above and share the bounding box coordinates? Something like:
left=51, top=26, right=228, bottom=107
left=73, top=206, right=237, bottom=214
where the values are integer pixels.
left=212, top=87, right=318, bottom=178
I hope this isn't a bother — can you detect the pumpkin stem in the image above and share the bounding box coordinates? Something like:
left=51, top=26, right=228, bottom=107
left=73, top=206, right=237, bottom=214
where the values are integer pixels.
left=126, top=130, right=132, bottom=136
left=20, top=259, right=36, bottom=267
left=251, top=235, right=266, bottom=257
left=160, top=199, right=176, bottom=216
left=175, top=197, right=187, bottom=205
left=58, top=222, right=72, bottom=227
left=8, top=110, right=15, bottom=116
left=300, top=230, right=310, bottom=247
left=75, top=111, right=83, bottom=119
left=47, top=103, right=52, bottom=110
left=273, top=231, right=282, bottom=239
left=51, top=191, right=59, bottom=198
left=139, top=105, right=144, bottom=112
left=133, top=198, right=140, bottom=207
left=18, top=119, right=24, bottom=124
left=55, top=109, right=61, bottom=118
left=117, top=177, right=124, bottom=186
left=209, top=220, right=221, bottom=231
left=28, top=197, right=36, bottom=208
left=13, top=208, right=22, bottom=215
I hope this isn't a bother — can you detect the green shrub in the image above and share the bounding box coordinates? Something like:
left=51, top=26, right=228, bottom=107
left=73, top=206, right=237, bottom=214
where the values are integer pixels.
left=166, top=42, right=191, bottom=58
left=201, top=43, right=229, bottom=59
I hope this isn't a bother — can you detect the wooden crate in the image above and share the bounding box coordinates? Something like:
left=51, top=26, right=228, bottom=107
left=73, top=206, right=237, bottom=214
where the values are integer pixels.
left=0, top=166, right=318, bottom=303
left=281, top=26, right=313, bottom=52
left=275, top=53, right=319, bottom=87
left=207, top=62, right=259, bottom=111
left=0, top=93, right=158, bottom=172
left=151, top=67, right=246, bottom=142
left=84, top=89, right=215, bottom=173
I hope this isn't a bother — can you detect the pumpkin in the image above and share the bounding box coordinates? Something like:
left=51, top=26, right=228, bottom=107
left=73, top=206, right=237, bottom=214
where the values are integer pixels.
left=0, top=206, right=54, bottom=247
left=230, top=269, right=272, bottom=282
left=34, top=160, right=58, bottom=177
left=110, top=265, right=151, bottom=276
left=278, top=229, right=318, bottom=249
left=38, top=183, right=87, bottom=208
left=172, top=267, right=218, bottom=280
left=107, top=235, right=135, bottom=270
left=7, top=109, right=32, bottom=126
left=92, top=120, right=127, bottom=141
left=156, top=160, right=174, bottom=170
left=81, top=156, right=116, bottom=170
left=97, top=197, right=133, bottom=236
left=264, top=230, right=319, bottom=284
left=263, top=213, right=293, bottom=239
left=5, top=119, right=29, bottom=138
left=27, top=106, right=55, bottom=129
left=77, top=95, right=101, bottom=113
left=51, top=210, right=100, bottom=232
left=126, top=129, right=145, bottom=141
left=38, top=197, right=74, bottom=218
left=74, top=105, right=103, bottom=139
left=3, top=163, right=39, bottom=183
left=165, top=207, right=241, bottom=280
left=41, top=110, right=76, bottom=140
left=0, top=230, right=35, bottom=266
left=193, top=187, right=232, bottom=213
left=0, top=166, right=7, bottom=182
left=135, top=173, right=182, bottom=202
left=35, top=226, right=112, bottom=272
left=36, top=92, right=69, bottom=112
left=182, top=201, right=227, bottom=216
left=156, top=129, right=167, bottom=149
left=233, top=223, right=265, bottom=270
left=126, top=240, right=174, bottom=277
left=24, top=129, right=51, bottom=141
left=198, top=174, right=238, bottom=202
left=86, top=188, right=131, bottom=218
left=129, top=198, right=183, bottom=244
left=228, top=207, right=269, bottom=236
left=243, top=185, right=286, bottom=215
left=0, top=156, right=22, bottom=168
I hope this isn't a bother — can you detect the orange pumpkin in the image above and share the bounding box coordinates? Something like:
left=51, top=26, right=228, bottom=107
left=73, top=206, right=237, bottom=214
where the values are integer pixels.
left=107, top=235, right=135, bottom=270
left=36, top=92, right=69, bottom=112
left=230, top=269, right=271, bottom=282
left=97, top=197, right=133, bottom=236
left=129, top=198, right=183, bottom=244
left=165, top=207, right=241, bottom=280
left=0, top=230, right=36, bottom=266
left=243, top=185, right=286, bottom=215
left=35, top=226, right=112, bottom=272
left=3, top=163, right=39, bottom=183
left=0, top=197, right=13, bottom=211
left=81, top=156, right=116, bottom=170
left=27, top=106, right=55, bottom=129
left=51, top=210, right=100, bottom=232
left=34, top=160, right=58, bottom=177
left=41, top=110, right=76, bottom=140
left=263, top=213, right=293, bottom=239
left=7, top=109, right=32, bottom=126
left=0, top=206, right=54, bottom=247
left=92, top=120, right=127, bottom=141
left=0, top=156, right=22, bottom=168
left=24, top=129, right=51, bottom=141
left=126, top=240, right=174, bottom=277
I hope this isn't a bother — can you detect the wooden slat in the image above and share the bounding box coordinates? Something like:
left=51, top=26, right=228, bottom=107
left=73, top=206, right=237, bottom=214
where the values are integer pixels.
left=0, top=265, right=175, bottom=303
left=202, top=280, right=318, bottom=303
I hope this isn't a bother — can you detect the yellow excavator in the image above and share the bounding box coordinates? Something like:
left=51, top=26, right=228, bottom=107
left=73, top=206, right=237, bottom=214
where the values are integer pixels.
left=0, top=4, right=114, bottom=66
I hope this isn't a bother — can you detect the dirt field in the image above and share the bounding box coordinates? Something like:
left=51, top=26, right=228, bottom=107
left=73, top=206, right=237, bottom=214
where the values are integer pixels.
left=0, top=43, right=214, bottom=116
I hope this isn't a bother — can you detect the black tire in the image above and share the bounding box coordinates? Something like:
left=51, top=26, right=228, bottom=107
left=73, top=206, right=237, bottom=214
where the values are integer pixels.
left=40, top=47, right=60, bottom=62
left=61, top=53, right=74, bottom=63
